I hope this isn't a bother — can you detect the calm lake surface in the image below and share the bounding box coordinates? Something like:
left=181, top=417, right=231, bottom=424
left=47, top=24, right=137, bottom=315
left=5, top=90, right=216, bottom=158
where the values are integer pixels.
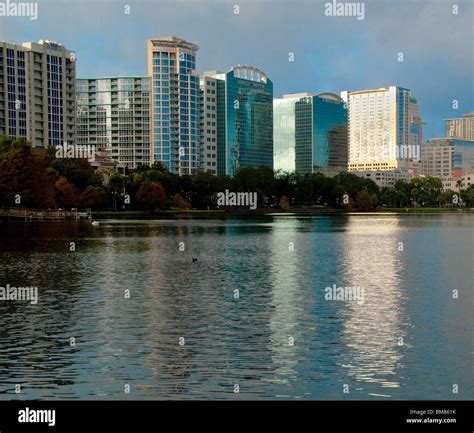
left=0, top=213, right=472, bottom=400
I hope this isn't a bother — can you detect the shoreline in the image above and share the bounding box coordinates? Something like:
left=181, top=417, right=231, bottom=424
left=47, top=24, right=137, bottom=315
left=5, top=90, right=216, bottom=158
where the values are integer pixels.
left=91, top=207, right=470, bottom=219
left=0, top=207, right=471, bottom=222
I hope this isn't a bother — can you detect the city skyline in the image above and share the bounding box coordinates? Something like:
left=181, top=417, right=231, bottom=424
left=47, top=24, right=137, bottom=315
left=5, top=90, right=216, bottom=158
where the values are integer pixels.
left=2, top=35, right=473, bottom=180
left=0, top=3, right=473, bottom=431
left=1, top=0, right=472, bottom=141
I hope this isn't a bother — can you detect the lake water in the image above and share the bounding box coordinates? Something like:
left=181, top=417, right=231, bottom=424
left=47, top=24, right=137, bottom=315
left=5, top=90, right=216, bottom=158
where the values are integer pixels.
left=0, top=213, right=472, bottom=400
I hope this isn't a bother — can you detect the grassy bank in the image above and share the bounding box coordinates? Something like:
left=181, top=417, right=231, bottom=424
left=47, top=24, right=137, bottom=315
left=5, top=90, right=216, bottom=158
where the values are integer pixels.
left=375, top=207, right=470, bottom=213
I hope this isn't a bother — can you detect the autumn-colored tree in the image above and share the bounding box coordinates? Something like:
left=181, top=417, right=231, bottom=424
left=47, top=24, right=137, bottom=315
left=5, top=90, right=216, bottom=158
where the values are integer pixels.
left=137, top=180, right=168, bottom=210
left=55, top=176, right=80, bottom=209
left=354, top=190, right=374, bottom=211
left=279, top=195, right=290, bottom=210
left=32, top=149, right=57, bottom=208
left=0, top=138, right=36, bottom=206
left=0, top=138, right=56, bottom=208
left=173, top=193, right=192, bottom=210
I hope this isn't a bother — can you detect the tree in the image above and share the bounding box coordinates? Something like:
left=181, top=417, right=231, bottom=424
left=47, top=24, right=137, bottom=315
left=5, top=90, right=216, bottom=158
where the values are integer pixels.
left=80, top=186, right=106, bottom=209
left=354, top=190, right=374, bottom=211
left=95, top=167, right=117, bottom=186
left=409, top=177, right=442, bottom=207
left=233, top=166, right=276, bottom=206
left=462, top=185, right=474, bottom=207
left=275, top=171, right=296, bottom=203
left=279, top=195, right=290, bottom=210
left=50, top=157, right=98, bottom=191
left=173, top=193, right=192, bottom=210
left=190, top=172, right=216, bottom=208
left=392, top=180, right=412, bottom=207
left=0, top=138, right=56, bottom=208
left=55, top=176, right=80, bottom=209
left=137, top=180, right=168, bottom=210
left=456, top=179, right=465, bottom=193
left=0, top=135, right=13, bottom=157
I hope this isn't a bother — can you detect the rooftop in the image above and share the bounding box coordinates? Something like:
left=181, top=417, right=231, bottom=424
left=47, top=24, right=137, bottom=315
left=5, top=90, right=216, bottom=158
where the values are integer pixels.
left=230, top=65, right=269, bottom=83
left=282, top=92, right=315, bottom=99
left=148, top=36, right=199, bottom=51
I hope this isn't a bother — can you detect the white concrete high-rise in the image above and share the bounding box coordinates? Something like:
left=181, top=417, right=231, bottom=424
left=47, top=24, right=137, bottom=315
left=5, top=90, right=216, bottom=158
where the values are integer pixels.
left=0, top=40, right=76, bottom=148
left=341, top=86, right=423, bottom=171
left=76, top=76, right=151, bottom=169
left=445, top=111, right=474, bottom=141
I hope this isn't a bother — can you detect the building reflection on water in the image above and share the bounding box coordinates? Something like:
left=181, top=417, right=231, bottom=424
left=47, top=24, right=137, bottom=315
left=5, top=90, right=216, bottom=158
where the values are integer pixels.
left=0, top=215, right=471, bottom=399
left=338, top=216, right=407, bottom=395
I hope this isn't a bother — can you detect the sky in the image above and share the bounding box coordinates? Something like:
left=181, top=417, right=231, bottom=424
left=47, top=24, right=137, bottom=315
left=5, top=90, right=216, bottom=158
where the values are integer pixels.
left=1, top=0, right=473, bottom=139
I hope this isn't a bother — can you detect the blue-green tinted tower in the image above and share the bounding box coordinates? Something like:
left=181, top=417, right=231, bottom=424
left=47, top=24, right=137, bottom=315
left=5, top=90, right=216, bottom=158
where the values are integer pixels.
left=295, top=93, right=348, bottom=175
left=213, top=66, right=273, bottom=176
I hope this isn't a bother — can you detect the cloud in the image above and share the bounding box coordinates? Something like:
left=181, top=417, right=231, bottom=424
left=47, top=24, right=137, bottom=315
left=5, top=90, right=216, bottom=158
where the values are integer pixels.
left=0, top=0, right=472, bottom=138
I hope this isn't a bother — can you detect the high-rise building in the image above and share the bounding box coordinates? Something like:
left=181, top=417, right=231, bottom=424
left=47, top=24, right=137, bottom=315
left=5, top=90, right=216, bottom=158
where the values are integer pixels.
left=76, top=76, right=151, bottom=169
left=224, top=65, right=273, bottom=176
left=341, top=86, right=423, bottom=171
left=273, top=92, right=347, bottom=175
left=202, top=66, right=273, bottom=176
left=0, top=39, right=76, bottom=148
left=273, top=93, right=313, bottom=173
left=294, top=96, right=313, bottom=174
left=445, top=111, right=474, bottom=141
left=420, top=138, right=474, bottom=177
left=199, top=73, right=219, bottom=174
left=408, top=94, right=424, bottom=148
left=147, top=36, right=200, bottom=175
left=297, top=93, right=348, bottom=175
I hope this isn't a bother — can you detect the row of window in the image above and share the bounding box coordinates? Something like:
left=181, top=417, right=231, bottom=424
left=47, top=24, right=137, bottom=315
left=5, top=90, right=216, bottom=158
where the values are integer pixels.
left=152, top=52, right=195, bottom=62
left=7, top=66, right=25, bottom=76
left=154, top=107, right=199, bottom=114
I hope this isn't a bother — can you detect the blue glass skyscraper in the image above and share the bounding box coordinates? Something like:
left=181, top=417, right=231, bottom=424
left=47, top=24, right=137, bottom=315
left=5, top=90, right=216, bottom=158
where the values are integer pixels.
left=275, top=92, right=348, bottom=175
left=205, top=66, right=273, bottom=176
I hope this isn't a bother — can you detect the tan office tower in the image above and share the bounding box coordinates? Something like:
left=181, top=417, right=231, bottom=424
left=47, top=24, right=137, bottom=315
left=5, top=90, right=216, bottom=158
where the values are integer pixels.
left=147, top=36, right=200, bottom=175
left=341, top=86, right=423, bottom=171
left=420, top=138, right=474, bottom=177
left=0, top=39, right=76, bottom=148
left=445, top=111, right=474, bottom=141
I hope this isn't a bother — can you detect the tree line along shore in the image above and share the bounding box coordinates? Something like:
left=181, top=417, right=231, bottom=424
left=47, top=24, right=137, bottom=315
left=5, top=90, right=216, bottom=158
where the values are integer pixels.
left=1, top=136, right=473, bottom=214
